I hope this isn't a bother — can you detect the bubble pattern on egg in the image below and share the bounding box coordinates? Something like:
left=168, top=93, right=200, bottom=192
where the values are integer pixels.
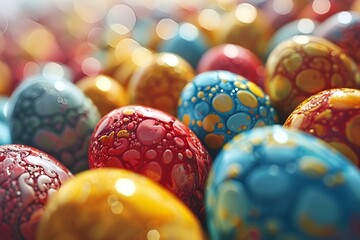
left=88, top=105, right=212, bottom=220
left=0, top=145, right=72, bottom=240
left=177, top=71, right=278, bottom=158
left=284, top=88, right=360, bottom=166
left=265, top=35, right=360, bottom=122
left=206, top=126, right=360, bottom=240
left=7, top=79, right=100, bottom=173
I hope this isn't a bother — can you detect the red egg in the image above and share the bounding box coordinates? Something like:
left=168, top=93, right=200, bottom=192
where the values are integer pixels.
left=88, top=105, right=212, bottom=221
left=0, top=144, right=72, bottom=240
left=265, top=35, right=360, bottom=122
left=197, top=44, right=265, bottom=89
left=284, top=88, right=360, bottom=166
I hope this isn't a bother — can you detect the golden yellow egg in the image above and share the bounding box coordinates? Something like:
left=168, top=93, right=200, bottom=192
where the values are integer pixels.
left=36, top=168, right=205, bottom=240
left=128, top=53, right=195, bottom=116
left=76, top=75, right=129, bottom=116
left=217, top=3, right=273, bottom=59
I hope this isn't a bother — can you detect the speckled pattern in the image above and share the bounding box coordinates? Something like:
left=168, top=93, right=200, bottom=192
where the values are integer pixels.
left=206, top=126, right=360, bottom=240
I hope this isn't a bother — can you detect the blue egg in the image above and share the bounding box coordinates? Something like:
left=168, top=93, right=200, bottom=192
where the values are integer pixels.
left=265, top=18, right=318, bottom=60
left=7, top=78, right=100, bottom=173
left=177, top=71, right=278, bottom=158
left=206, top=126, right=360, bottom=240
left=0, top=97, right=11, bottom=145
left=157, top=22, right=209, bottom=69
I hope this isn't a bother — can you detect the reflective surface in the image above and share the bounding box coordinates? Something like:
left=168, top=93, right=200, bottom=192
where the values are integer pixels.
left=0, top=144, right=72, bottom=240
left=206, top=126, right=360, bottom=240
left=36, top=168, right=205, bottom=240
left=284, top=88, right=360, bottom=166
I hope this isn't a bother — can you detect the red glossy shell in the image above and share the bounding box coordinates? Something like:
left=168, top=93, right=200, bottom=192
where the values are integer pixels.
left=0, top=145, right=72, bottom=240
left=88, top=105, right=212, bottom=221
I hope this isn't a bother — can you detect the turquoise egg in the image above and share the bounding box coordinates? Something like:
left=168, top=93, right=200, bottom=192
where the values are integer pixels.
left=0, top=97, right=11, bottom=145
left=7, top=78, right=100, bottom=173
left=177, top=71, right=278, bottom=158
left=158, top=22, right=209, bottom=69
left=206, top=125, right=360, bottom=240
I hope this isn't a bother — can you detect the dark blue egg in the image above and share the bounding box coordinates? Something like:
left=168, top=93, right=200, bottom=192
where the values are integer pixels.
left=206, top=125, right=360, bottom=240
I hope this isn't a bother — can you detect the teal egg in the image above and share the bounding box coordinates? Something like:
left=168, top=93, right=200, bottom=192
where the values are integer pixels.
left=206, top=125, right=360, bottom=240
left=7, top=78, right=100, bottom=173
left=0, top=97, right=11, bottom=145
left=158, top=22, right=209, bottom=69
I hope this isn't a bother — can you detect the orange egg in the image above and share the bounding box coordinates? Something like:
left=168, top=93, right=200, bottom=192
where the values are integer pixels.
left=128, top=53, right=195, bottom=116
left=76, top=75, right=129, bottom=116
left=36, top=168, right=206, bottom=240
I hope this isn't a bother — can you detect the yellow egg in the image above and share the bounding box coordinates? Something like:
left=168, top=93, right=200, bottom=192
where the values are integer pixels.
left=128, top=53, right=195, bottom=116
left=76, top=75, right=129, bottom=116
left=36, top=168, right=205, bottom=240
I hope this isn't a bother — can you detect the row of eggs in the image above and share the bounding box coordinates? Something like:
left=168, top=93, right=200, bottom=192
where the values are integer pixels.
left=1, top=2, right=360, bottom=240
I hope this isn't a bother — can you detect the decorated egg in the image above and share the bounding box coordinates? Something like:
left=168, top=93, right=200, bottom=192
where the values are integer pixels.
left=128, top=53, right=195, bottom=116
left=314, top=11, right=360, bottom=67
left=197, top=44, right=265, bottom=89
left=36, top=168, right=205, bottom=240
left=206, top=125, right=360, bottom=240
left=157, top=22, right=209, bottom=69
left=0, top=144, right=72, bottom=240
left=177, top=71, right=278, bottom=158
left=265, top=18, right=318, bottom=60
left=88, top=105, right=212, bottom=221
left=76, top=74, right=129, bottom=116
left=218, top=3, right=273, bottom=59
left=265, top=35, right=360, bottom=122
left=7, top=78, right=100, bottom=173
left=284, top=88, right=360, bottom=166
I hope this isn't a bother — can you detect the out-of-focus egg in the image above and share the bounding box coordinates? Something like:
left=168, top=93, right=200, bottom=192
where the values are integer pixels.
left=157, top=22, right=209, bottom=69
left=206, top=125, right=360, bottom=240
left=261, top=0, right=310, bottom=30
left=0, top=97, right=11, bottom=145
left=314, top=11, right=360, bottom=67
left=265, top=35, right=360, bottom=122
left=284, top=88, right=360, bottom=166
left=36, top=168, right=205, bottom=240
left=76, top=75, right=129, bottom=116
left=218, top=3, right=273, bottom=59
left=128, top=53, right=195, bottom=116
left=197, top=44, right=265, bottom=89
left=88, top=105, right=212, bottom=221
left=298, top=0, right=355, bottom=22
left=0, top=144, right=72, bottom=240
left=7, top=78, right=100, bottom=173
left=0, top=60, right=12, bottom=96
left=177, top=71, right=278, bottom=158
left=265, top=18, right=318, bottom=60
